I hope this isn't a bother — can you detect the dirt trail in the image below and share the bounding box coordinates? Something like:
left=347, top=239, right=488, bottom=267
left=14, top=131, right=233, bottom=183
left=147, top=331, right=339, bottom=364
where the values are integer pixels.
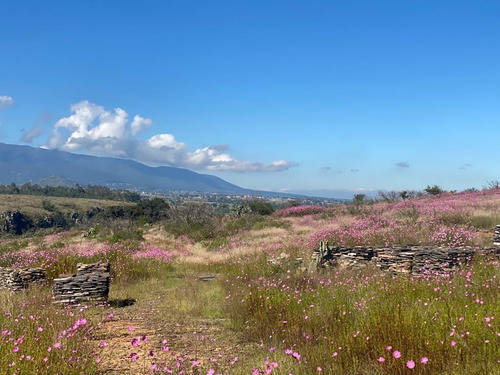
left=94, top=226, right=256, bottom=373
left=96, top=294, right=254, bottom=374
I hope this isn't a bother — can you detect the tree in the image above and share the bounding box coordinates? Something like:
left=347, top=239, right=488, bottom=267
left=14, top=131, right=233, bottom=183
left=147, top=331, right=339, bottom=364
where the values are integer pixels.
left=399, top=191, right=410, bottom=200
left=484, top=180, right=500, bottom=190
left=377, top=190, right=399, bottom=202
left=463, top=187, right=478, bottom=193
left=424, top=185, right=445, bottom=195
left=136, top=197, right=170, bottom=220
left=353, top=194, right=366, bottom=203
left=246, top=199, right=275, bottom=215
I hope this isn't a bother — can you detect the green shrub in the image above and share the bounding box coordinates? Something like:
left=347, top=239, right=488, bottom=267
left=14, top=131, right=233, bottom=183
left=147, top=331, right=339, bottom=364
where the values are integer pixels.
left=164, top=203, right=220, bottom=241
left=424, top=184, right=445, bottom=195
left=247, top=200, right=275, bottom=215
left=42, top=199, right=55, bottom=211
left=107, top=229, right=144, bottom=244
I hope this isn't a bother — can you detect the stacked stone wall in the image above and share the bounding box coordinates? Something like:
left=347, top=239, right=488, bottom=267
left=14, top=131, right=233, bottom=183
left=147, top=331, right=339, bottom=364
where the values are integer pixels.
left=52, top=262, right=110, bottom=304
left=494, top=225, right=500, bottom=246
left=311, top=242, right=497, bottom=275
left=0, top=267, right=46, bottom=291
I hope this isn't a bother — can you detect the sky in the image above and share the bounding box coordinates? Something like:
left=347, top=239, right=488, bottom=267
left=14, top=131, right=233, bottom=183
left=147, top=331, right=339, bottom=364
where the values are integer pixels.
left=0, top=1, right=499, bottom=198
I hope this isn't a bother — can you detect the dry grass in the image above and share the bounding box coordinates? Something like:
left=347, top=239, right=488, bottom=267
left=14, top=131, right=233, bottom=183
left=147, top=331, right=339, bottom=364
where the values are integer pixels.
left=0, top=194, right=133, bottom=217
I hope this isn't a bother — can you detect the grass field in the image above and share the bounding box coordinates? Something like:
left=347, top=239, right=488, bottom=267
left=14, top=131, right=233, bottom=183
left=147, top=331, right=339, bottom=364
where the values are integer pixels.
left=0, top=194, right=133, bottom=217
left=0, top=189, right=498, bottom=374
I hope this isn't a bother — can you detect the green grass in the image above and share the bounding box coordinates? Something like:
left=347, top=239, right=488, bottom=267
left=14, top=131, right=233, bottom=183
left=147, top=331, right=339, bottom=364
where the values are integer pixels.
left=224, top=256, right=500, bottom=374
left=0, top=286, right=100, bottom=374
left=470, top=214, right=500, bottom=230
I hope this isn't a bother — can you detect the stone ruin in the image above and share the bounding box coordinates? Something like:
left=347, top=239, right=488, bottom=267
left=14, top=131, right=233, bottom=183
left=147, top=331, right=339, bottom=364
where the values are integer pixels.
left=0, top=261, right=111, bottom=304
left=494, top=225, right=500, bottom=246
left=309, top=243, right=485, bottom=275
left=52, top=262, right=110, bottom=304
left=263, top=226, right=500, bottom=275
left=310, top=227, right=500, bottom=276
left=0, top=267, right=46, bottom=291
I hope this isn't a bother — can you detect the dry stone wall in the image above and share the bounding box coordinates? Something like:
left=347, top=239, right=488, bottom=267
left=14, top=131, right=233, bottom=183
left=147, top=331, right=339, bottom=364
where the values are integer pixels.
left=311, top=242, right=497, bottom=276
left=0, top=267, right=46, bottom=291
left=52, top=262, right=110, bottom=304
left=494, top=225, right=500, bottom=246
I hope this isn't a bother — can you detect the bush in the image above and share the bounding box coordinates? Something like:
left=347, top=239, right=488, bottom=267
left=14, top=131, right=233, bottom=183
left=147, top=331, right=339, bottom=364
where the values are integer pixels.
left=164, top=203, right=220, bottom=241
left=424, top=185, right=445, bottom=195
left=42, top=199, right=55, bottom=211
left=275, top=205, right=329, bottom=217
left=246, top=199, right=275, bottom=215
left=107, top=229, right=144, bottom=244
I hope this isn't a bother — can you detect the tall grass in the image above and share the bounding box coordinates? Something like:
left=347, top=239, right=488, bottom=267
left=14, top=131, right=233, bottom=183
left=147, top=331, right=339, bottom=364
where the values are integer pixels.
left=225, top=256, right=499, bottom=374
left=0, top=287, right=99, bottom=374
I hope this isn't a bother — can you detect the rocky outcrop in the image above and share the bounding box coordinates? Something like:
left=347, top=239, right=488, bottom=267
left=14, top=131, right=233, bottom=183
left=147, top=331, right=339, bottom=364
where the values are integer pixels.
left=52, top=262, right=110, bottom=304
left=0, top=267, right=46, bottom=291
left=0, top=210, right=33, bottom=234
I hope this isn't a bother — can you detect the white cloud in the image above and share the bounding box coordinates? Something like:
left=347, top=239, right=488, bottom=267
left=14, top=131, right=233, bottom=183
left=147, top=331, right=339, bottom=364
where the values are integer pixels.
left=48, top=100, right=295, bottom=172
left=0, top=95, right=15, bottom=109
left=131, top=115, right=152, bottom=135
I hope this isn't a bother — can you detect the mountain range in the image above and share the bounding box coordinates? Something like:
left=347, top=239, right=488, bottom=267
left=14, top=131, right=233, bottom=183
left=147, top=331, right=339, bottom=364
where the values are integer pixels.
left=0, top=143, right=254, bottom=195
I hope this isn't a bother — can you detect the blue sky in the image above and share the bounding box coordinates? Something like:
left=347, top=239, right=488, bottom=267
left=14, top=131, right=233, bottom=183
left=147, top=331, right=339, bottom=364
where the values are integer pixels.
left=1, top=1, right=499, bottom=198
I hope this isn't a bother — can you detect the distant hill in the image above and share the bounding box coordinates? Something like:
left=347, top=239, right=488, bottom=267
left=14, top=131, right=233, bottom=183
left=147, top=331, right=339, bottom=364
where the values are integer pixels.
left=34, top=175, right=76, bottom=187
left=0, top=143, right=252, bottom=194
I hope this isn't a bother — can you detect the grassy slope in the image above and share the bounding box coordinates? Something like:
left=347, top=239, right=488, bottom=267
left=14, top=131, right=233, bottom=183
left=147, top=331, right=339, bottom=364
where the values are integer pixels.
left=0, top=194, right=133, bottom=217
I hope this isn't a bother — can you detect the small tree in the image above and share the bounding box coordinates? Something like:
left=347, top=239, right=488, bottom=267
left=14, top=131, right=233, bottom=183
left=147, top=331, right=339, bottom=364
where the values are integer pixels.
left=246, top=199, right=275, bottom=215
left=377, top=190, right=399, bottom=202
left=484, top=180, right=500, bottom=189
left=463, top=187, right=478, bottom=193
left=424, top=185, right=445, bottom=195
left=353, top=194, right=366, bottom=203
left=399, top=191, right=409, bottom=200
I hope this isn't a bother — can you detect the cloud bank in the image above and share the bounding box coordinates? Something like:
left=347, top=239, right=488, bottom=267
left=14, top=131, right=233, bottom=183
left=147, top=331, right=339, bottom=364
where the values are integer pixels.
left=0, top=95, right=15, bottom=109
left=47, top=100, right=295, bottom=172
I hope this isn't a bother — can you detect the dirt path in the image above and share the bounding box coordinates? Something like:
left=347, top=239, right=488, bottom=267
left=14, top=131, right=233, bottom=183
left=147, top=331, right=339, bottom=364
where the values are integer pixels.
left=96, top=286, right=256, bottom=374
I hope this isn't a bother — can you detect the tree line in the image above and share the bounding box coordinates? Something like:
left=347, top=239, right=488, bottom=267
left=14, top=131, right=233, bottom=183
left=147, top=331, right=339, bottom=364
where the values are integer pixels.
left=0, top=183, right=141, bottom=202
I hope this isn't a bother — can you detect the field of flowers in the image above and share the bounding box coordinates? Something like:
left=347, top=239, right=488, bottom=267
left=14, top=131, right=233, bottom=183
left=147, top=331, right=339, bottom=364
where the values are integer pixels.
left=0, top=189, right=498, bottom=374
